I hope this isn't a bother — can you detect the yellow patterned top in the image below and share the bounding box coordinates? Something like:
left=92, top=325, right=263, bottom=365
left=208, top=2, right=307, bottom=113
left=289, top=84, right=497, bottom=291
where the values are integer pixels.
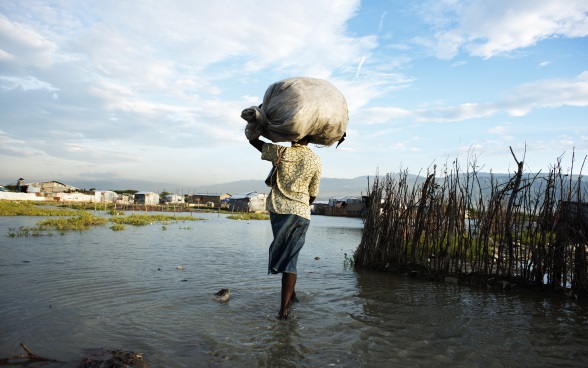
left=262, top=143, right=322, bottom=220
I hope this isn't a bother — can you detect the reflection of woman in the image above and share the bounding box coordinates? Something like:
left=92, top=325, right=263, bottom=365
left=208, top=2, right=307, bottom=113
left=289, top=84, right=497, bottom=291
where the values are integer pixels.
left=249, top=136, right=322, bottom=319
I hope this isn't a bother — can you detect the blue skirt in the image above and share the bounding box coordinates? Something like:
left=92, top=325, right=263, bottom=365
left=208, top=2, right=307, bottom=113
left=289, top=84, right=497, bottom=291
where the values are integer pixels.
left=268, top=212, right=310, bottom=274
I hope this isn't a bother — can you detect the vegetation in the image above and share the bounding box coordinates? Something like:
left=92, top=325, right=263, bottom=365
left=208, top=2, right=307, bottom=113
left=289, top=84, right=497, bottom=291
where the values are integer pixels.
left=109, top=213, right=205, bottom=226
left=7, top=226, right=47, bottom=238
left=0, top=201, right=79, bottom=216
left=2, top=205, right=206, bottom=236
left=355, top=147, right=588, bottom=295
left=36, top=212, right=108, bottom=233
left=227, top=212, right=270, bottom=220
left=110, top=224, right=126, bottom=231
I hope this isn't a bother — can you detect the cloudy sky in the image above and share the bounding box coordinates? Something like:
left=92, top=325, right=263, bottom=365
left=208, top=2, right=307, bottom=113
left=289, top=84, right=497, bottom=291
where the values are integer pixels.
left=1, top=0, right=587, bottom=188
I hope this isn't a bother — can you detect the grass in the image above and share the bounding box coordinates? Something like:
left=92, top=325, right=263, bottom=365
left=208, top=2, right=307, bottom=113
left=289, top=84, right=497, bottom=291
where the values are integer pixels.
left=109, top=214, right=206, bottom=226
left=3, top=206, right=207, bottom=236
left=7, top=226, right=48, bottom=238
left=110, top=224, right=126, bottom=231
left=0, top=200, right=79, bottom=216
left=36, top=212, right=108, bottom=233
left=226, top=213, right=270, bottom=220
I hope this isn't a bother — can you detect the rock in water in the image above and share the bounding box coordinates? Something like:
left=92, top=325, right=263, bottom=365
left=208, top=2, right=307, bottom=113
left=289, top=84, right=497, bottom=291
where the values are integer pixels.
left=214, top=288, right=230, bottom=302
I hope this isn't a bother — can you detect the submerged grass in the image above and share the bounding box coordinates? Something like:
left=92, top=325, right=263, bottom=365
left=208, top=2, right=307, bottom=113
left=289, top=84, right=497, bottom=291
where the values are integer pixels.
left=110, top=224, right=126, bottom=231
left=227, top=213, right=270, bottom=220
left=36, top=212, right=108, bottom=232
left=3, top=209, right=206, bottom=237
left=109, top=214, right=206, bottom=226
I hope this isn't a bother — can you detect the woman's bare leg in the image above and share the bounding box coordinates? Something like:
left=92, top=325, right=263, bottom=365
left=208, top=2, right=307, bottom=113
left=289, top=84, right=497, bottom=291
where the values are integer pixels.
left=279, top=272, right=297, bottom=319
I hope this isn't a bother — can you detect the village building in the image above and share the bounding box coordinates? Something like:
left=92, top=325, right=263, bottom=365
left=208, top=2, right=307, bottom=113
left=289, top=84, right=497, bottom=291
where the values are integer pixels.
left=19, top=180, right=78, bottom=195
left=228, top=192, right=267, bottom=212
left=313, top=196, right=367, bottom=217
left=93, top=190, right=118, bottom=203
left=185, top=193, right=230, bottom=208
left=53, top=192, right=96, bottom=202
left=115, top=193, right=134, bottom=205
left=134, top=191, right=160, bottom=205
left=161, top=194, right=185, bottom=204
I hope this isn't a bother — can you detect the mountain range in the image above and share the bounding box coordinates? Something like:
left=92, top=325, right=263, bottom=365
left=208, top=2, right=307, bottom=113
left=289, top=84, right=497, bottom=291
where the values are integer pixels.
left=49, top=176, right=376, bottom=201
left=3, top=172, right=585, bottom=202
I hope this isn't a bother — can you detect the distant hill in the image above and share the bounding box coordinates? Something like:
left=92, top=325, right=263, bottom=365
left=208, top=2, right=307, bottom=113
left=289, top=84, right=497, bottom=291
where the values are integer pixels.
left=4, top=172, right=585, bottom=202
left=2, top=173, right=434, bottom=198
left=10, top=176, right=378, bottom=200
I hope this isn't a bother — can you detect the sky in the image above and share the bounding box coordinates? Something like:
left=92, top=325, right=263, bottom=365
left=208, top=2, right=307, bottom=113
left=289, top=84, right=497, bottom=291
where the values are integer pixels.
left=1, top=0, right=587, bottom=188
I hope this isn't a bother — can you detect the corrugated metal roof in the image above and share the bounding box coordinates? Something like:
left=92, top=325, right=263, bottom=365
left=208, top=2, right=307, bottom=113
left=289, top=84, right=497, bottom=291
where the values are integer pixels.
left=191, top=193, right=229, bottom=196
left=230, top=191, right=265, bottom=200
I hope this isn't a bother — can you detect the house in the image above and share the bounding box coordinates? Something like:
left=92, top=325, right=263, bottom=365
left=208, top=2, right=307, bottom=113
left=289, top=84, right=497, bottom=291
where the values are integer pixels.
left=115, top=193, right=134, bottom=205
left=94, top=190, right=118, bottom=203
left=314, top=196, right=367, bottom=217
left=185, top=193, right=230, bottom=208
left=161, top=194, right=185, bottom=204
left=134, top=191, right=160, bottom=205
left=16, top=178, right=26, bottom=192
left=21, top=181, right=78, bottom=195
left=328, top=196, right=363, bottom=207
left=228, top=192, right=267, bottom=212
left=310, top=200, right=329, bottom=215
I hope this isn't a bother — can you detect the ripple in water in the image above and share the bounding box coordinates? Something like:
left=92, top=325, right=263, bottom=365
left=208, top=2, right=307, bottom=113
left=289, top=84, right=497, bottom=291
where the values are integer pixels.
left=0, top=214, right=587, bottom=367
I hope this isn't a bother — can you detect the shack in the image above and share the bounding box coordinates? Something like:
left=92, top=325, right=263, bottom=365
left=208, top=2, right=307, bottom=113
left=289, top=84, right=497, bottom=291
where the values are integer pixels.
left=21, top=181, right=78, bottom=195
left=134, top=191, right=160, bottom=205
left=94, top=190, right=118, bottom=203
left=228, top=192, right=267, bottom=212
left=314, top=196, right=367, bottom=217
left=185, top=193, right=230, bottom=207
left=161, top=194, right=185, bottom=204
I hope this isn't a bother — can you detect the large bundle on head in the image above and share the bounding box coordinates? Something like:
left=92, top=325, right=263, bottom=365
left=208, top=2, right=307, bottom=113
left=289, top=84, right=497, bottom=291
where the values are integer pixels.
left=241, top=77, right=348, bottom=147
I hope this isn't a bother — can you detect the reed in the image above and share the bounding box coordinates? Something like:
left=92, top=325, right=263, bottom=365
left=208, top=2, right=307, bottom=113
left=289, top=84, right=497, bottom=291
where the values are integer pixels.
left=354, top=147, right=588, bottom=294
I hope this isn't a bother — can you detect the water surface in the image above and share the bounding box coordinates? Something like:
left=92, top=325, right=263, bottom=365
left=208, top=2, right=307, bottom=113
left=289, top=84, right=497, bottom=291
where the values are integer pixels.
left=0, top=213, right=586, bottom=367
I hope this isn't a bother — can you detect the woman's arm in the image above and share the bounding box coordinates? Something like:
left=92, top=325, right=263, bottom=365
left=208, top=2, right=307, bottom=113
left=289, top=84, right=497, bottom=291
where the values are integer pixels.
left=249, top=138, right=265, bottom=152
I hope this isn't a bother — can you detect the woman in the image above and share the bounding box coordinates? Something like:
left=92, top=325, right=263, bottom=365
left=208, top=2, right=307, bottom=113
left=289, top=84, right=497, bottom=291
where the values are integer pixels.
left=249, top=136, right=322, bottom=319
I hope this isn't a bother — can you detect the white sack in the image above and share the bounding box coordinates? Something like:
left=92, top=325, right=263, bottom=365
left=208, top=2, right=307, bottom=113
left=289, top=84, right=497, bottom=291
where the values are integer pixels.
left=241, top=77, right=348, bottom=147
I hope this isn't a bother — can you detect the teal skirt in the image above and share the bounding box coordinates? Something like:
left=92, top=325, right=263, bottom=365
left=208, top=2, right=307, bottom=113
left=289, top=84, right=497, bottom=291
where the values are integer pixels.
left=268, top=212, right=310, bottom=274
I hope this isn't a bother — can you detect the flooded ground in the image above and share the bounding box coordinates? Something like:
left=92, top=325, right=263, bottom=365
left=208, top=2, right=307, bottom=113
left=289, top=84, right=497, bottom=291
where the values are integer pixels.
left=0, top=213, right=586, bottom=367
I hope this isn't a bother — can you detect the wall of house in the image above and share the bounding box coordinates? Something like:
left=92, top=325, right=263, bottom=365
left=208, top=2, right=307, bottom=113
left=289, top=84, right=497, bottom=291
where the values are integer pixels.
left=0, top=192, right=46, bottom=201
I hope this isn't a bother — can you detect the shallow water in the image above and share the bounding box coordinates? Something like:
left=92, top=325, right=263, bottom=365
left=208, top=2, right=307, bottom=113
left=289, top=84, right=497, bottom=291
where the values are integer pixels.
left=0, top=212, right=587, bottom=367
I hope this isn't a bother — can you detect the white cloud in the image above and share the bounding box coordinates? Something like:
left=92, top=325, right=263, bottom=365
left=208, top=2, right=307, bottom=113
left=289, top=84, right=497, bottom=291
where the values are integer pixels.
left=0, top=75, right=58, bottom=92
left=0, top=0, right=586, bottom=184
left=384, top=72, right=588, bottom=123
left=420, top=0, right=588, bottom=59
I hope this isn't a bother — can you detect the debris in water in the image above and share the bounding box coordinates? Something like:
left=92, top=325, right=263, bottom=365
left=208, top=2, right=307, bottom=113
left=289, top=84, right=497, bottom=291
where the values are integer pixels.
left=214, top=288, right=230, bottom=302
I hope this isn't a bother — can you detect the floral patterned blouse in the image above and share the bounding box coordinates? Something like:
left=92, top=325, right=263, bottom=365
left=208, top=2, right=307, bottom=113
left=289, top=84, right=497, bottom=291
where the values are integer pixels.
left=262, top=143, right=322, bottom=220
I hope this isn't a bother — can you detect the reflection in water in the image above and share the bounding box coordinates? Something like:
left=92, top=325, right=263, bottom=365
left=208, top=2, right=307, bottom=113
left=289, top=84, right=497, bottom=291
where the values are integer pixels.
left=0, top=214, right=586, bottom=367
left=352, top=270, right=588, bottom=367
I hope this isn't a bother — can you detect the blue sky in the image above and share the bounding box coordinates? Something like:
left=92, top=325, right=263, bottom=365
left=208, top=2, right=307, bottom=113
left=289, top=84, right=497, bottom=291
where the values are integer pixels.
left=1, top=0, right=587, bottom=187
